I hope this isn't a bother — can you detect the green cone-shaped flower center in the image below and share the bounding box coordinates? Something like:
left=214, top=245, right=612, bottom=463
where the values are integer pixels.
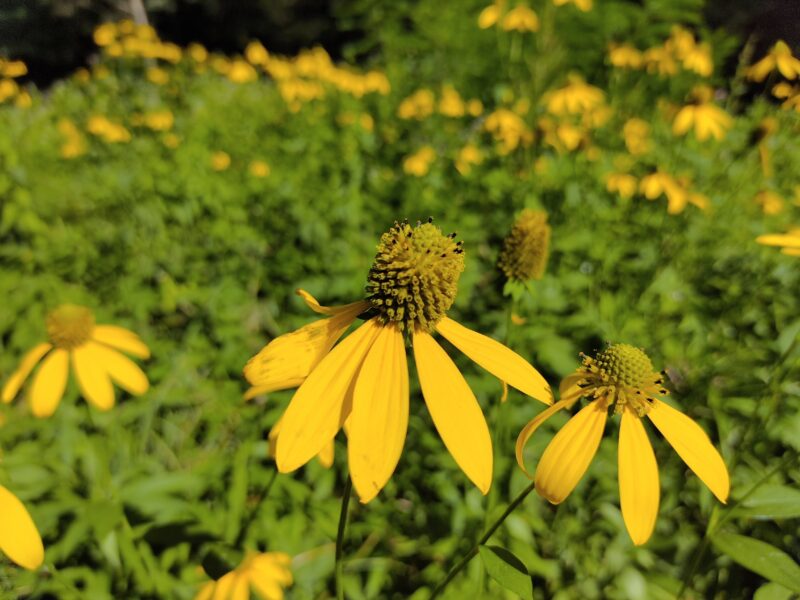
left=594, top=343, right=653, bottom=388
left=46, top=304, right=95, bottom=349
left=366, top=219, right=464, bottom=332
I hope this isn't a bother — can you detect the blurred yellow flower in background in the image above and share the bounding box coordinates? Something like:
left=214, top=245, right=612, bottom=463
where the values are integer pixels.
left=258, top=220, right=551, bottom=502
left=455, top=144, right=483, bottom=175
left=755, top=190, right=785, bottom=215
left=87, top=115, right=131, bottom=143
left=606, top=173, right=638, bottom=199
left=545, top=74, right=604, bottom=115
left=498, top=209, right=551, bottom=282
left=2, top=305, right=150, bottom=417
left=478, top=0, right=505, bottom=28
left=245, top=40, right=270, bottom=66
left=484, top=108, right=534, bottom=153
left=146, top=66, right=170, bottom=85
left=0, top=487, right=44, bottom=570
left=747, top=40, right=800, bottom=82
left=673, top=87, right=732, bottom=141
left=227, top=59, right=258, bottom=83
left=1, top=59, right=27, bottom=78
left=211, top=151, right=231, bottom=171
left=516, top=344, right=729, bottom=545
left=623, top=118, right=650, bottom=155
left=249, top=160, right=271, bottom=178
left=756, top=227, right=800, bottom=256
left=195, top=552, right=293, bottom=600
left=553, top=0, right=592, bottom=11
left=397, top=89, right=435, bottom=120
left=403, top=146, right=436, bottom=176
left=772, top=82, right=800, bottom=112
left=143, top=110, right=174, bottom=131
left=58, top=119, right=87, bottom=159
left=438, top=84, right=466, bottom=117
left=640, top=171, right=707, bottom=214
left=501, top=5, right=540, bottom=32
left=608, top=44, right=643, bottom=69
left=187, top=43, right=209, bottom=63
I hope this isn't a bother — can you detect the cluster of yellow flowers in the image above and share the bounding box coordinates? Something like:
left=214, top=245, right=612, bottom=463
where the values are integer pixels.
left=397, top=85, right=483, bottom=120
left=87, top=114, right=132, bottom=144
left=0, top=57, right=31, bottom=107
left=540, top=74, right=609, bottom=154
left=745, top=40, right=800, bottom=113
left=609, top=26, right=714, bottom=77
left=94, top=20, right=182, bottom=63
left=478, top=0, right=592, bottom=31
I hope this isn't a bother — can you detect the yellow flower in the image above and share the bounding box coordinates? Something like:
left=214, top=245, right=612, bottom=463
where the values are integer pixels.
left=87, top=115, right=131, bottom=143
left=553, top=0, right=592, bottom=11
left=0, top=486, right=44, bottom=570
left=623, top=118, right=650, bottom=155
left=438, top=84, right=466, bottom=117
left=2, top=60, right=27, bottom=78
left=478, top=2, right=503, bottom=28
left=467, top=98, right=484, bottom=116
left=484, top=108, right=534, bottom=153
left=245, top=40, right=269, bottom=66
left=211, top=151, right=231, bottom=171
left=146, top=67, right=170, bottom=86
left=195, top=552, right=292, bottom=600
left=188, top=43, right=209, bottom=63
left=639, top=171, right=706, bottom=214
left=498, top=209, right=550, bottom=281
left=643, top=46, right=678, bottom=76
left=162, top=133, right=181, bottom=149
left=58, top=119, right=87, bottom=159
left=773, top=82, right=800, bottom=112
left=747, top=40, right=800, bottom=82
left=93, top=22, right=117, bottom=47
left=516, top=344, right=729, bottom=545
left=0, top=79, right=18, bottom=102
left=544, top=74, right=604, bottom=115
left=248, top=160, right=271, bottom=178
left=403, top=146, right=436, bottom=177
left=2, top=305, right=150, bottom=417
left=455, top=144, right=483, bottom=175
left=608, top=44, right=643, bottom=69
left=501, top=5, right=540, bottom=32
left=673, top=94, right=732, bottom=141
left=755, top=190, right=784, bottom=215
left=248, top=220, right=552, bottom=502
left=756, top=227, right=800, bottom=257
left=397, top=89, right=435, bottom=120
left=227, top=59, right=258, bottom=84
left=143, top=110, right=174, bottom=131
left=605, top=173, right=637, bottom=199
left=682, top=42, right=714, bottom=77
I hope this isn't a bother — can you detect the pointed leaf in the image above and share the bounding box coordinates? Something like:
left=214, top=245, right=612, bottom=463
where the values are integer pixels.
left=479, top=545, right=534, bottom=600
left=711, top=532, right=800, bottom=593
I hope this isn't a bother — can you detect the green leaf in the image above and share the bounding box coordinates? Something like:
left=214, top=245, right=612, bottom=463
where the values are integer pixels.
left=754, top=582, right=795, bottom=600
left=479, top=545, right=534, bottom=600
left=734, top=484, right=800, bottom=519
left=711, top=532, right=800, bottom=593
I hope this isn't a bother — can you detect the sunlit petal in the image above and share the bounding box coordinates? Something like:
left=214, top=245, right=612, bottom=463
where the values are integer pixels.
left=619, top=408, right=660, bottom=545
left=73, top=343, right=115, bottom=410
left=413, top=329, right=492, bottom=494
left=295, top=288, right=368, bottom=316
left=2, top=342, right=52, bottom=403
left=516, top=397, right=574, bottom=477
left=92, top=324, right=150, bottom=359
left=29, top=348, right=69, bottom=418
left=91, top=342, right=149, bottom=396
left=0, top=485, right=44, bottom=570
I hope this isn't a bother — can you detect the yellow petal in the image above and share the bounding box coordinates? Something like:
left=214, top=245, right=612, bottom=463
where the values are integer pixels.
left=2, top=342, right=52, bottom=403
left=672, top=106, right=694, bottom=136
left=73, top=344, right=115, bottom=410
left=618, top=408, right=660, bottom=545
left=91, top=325, right=150, bottom=359
left=0, top=485, right=44, bottom=570
left=535, top=399, right=607, bottom=503
left=212, top=572, right=237, bottom=600
left=194, top=581, right=214, bottom=600
left=515, top=397, right=574, bottom=477
left=756, top=233, right=800, bottom=248
left=229, top=572, right=249, bottom=600
left=413, top=329, right=493, bottom=494
left=318, top=439, right=335, bottom=468
left=275, top=319, right=382, bottom=473
left=295, top=289, right=368, bottom=316
left=647, top=399, right=729, bottom=502
left=435, top=317, right=552, bottom=405
left=250, top=571, right=285, bottom=600
left=243, top=304, right=366, bottom=397
left=91, top=342, right=149, bottom=396
left=29, top=348, right=69, bottom=418
left=349, top=324, right=409, bottom=503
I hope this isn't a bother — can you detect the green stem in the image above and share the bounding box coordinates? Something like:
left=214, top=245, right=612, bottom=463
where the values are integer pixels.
left=335, top=477, right=353, bottom=600
left=430, top=480, right=537, bottom=599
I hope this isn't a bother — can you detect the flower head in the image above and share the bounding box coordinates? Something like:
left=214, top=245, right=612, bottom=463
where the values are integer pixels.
left=195, top=551, right=292, bottom=600
left=501, top=5, right=540, bottom=32
left=2, top=304, right=150, bottom=417
left=498, top=209, right=551, bottom=282
left=747, top=40, right=800, bottom=82
left=516, top=344, right=729, bottom=545
left=756, top=227, right=800, bottom=256
left=608, top=44, right=643, bottom=69
left=544, top=74, right=604, bottom=116
left=673, top=88, right=732, bottom=141
left=606, top=172, right=637, bottom=199
left=0, top=486, right=44, bottom=570
left=246, top=220, right=552, bottom=502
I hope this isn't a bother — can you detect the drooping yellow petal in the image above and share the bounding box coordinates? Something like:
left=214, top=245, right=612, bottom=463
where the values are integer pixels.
left=515, top=397, right=575, bottom=477
left=194, top=581, right=214, bottom=600
left=91, top=325, right=150, bottom=359
left=249, top=554, right=292, bottom=599
left=243, top=302, right=367, bottom=398
left=295, top=289, right=368, bottom=316
left=618, top=408, right=660, bottom=545
left=29, top=348, right=69, bottom=418
left=349, top=324, right=409, bottom=503
left=647, top=399, right=729, bottom=503
left=0, top=485, right=44, bottom=570
left=756, top=233, right=800, bottom=248
left=413, top=329, right=493, bottom=494
left=269, top=414, right=334, bottom=468
left=535, top=399, right=607, bottom=503
left=275, top=319, right=382, bottom=473
left=250, top=572, right=285, bottom=600
left=229, top=572, right=249, bottom=600
left=91, top=342, right=149, bottom=396
left=2, top=342, right=52, bottom=403
left=72, top=343, right=115, bottom=410
left=435, top=317, right=552, bottom=405
left=212, top=571, right=237, bottom=600
left=672, top=106, right=694, bottom=136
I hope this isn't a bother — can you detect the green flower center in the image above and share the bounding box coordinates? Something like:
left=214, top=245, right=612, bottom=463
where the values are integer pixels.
left=46, top=304, right=95, bottom=349
left=498, top=209, right=551, bottom=282
left=366, top=219, right=465, bottom=332
left=594, top=343, right=653, bottom=388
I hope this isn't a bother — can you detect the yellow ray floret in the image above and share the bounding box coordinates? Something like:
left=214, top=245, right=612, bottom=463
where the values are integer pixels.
left=0, top=486, right=44, bottom=570
left=516, top=344, right=729, bottom=545
left=194, top=551, right=293, bottom=600
left=2, top=305, right=150, bottom=417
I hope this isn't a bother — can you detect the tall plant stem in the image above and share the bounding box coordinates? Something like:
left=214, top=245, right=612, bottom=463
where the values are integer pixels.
left=335, top=477, right=353, bottom=600
left=431, top=480, right=536, bottom=599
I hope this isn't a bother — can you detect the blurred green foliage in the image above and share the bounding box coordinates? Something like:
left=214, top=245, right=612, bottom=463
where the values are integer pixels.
left=0, top=0, right=799, bottom=598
